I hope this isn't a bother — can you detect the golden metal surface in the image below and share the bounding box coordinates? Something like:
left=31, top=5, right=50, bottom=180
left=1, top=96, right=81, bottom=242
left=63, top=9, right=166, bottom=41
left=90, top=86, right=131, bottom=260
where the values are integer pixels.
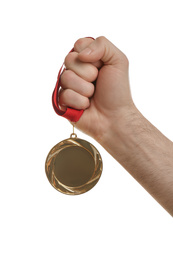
left=45, top=136, right=103, bottom=195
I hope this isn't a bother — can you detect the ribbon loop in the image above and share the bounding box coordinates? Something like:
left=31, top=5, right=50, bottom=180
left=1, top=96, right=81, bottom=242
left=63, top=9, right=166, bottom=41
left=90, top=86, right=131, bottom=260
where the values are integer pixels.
left=52, top=48, right=84, bottom=122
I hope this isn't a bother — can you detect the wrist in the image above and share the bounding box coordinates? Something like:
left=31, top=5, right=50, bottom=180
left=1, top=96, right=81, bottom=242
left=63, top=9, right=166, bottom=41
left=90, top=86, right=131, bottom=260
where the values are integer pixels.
left=97, top=104, right=142, bottom=161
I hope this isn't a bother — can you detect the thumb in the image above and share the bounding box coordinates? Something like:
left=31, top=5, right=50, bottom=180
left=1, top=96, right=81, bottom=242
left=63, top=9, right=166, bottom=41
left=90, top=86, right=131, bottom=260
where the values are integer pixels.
left=78, top=36, right=128, bottom=67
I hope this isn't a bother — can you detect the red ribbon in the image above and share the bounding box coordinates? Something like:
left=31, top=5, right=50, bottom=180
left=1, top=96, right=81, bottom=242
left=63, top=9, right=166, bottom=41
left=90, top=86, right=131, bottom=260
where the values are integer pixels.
left=52, top=38, right=94, bottom=122
left=52, top=47, right=83, bottom=122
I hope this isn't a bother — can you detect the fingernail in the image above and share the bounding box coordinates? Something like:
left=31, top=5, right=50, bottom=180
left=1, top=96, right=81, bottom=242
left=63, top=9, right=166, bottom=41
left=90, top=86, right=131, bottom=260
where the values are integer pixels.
left=80, top=47, right=92, bottom=56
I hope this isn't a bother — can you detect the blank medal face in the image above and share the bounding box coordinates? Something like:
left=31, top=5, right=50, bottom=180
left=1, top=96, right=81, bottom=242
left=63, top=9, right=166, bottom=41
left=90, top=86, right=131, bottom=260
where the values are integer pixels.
left=45, top=137, right=103, bottom=195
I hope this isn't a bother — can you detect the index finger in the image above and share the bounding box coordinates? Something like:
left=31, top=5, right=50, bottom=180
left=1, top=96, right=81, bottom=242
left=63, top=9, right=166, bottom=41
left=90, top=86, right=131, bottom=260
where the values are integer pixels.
left=74, top=37, right=103, bottom=69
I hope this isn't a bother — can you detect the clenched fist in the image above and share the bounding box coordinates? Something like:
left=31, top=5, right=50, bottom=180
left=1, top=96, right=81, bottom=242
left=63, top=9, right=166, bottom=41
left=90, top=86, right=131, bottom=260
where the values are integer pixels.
left=59, top=36, right=133, bottom=141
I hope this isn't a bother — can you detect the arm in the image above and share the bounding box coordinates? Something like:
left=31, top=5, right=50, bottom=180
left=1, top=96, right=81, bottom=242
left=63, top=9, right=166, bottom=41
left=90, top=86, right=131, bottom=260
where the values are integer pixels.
left=99, top=106, right=173, bottom=216
left=59, top=36, right=173, bottom=216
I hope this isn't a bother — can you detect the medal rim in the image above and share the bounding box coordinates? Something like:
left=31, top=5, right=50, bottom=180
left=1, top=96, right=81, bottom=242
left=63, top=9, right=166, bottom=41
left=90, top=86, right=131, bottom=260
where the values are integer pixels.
left=45, top=137, right=103, bottom=195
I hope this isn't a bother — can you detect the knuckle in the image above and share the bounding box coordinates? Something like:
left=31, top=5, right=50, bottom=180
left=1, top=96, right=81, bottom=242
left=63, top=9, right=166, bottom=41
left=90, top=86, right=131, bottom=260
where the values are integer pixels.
left=59, top=89, right=71, bottom=105
left=74, top=38, right=84, bottom=50
left=82, top=83, right=94, bottom=98
left=81, top=97, right=90, bottom=109
left=87, top=66, right=98, bottom=82
left=63, top=89, right=72, bottom=102
left=74, top=37, right=94, bottom=52
left=61, top=70, right=73, bottom=86
left=64, top=53, right=72, bottom=67
left=86, top=84, right=94, bottom=97
left=64, top=52, right=77, bottom=68
left=121, top=54, right=129, bottom=67
left=97, top=36, right=107, bottom=43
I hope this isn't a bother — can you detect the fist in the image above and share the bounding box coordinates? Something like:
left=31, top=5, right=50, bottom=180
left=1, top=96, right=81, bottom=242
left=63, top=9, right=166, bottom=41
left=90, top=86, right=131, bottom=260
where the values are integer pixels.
left=59, top=36, right=132, bottom=141
left=59, top=37, right=101, bottom=111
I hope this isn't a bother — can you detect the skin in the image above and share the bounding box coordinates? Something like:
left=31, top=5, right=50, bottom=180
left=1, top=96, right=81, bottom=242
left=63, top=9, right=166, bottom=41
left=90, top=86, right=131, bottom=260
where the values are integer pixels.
left=59, top=36, right=173, bottom=216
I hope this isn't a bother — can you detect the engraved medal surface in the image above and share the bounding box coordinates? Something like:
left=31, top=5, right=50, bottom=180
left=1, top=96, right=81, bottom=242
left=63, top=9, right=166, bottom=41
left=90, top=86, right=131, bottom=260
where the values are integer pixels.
left=45, top=133, right=103, bottom=195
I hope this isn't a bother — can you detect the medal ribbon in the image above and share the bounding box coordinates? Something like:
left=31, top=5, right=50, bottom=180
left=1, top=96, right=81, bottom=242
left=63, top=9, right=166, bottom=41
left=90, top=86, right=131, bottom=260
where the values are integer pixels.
left=52, top=37, right=94, bottom=122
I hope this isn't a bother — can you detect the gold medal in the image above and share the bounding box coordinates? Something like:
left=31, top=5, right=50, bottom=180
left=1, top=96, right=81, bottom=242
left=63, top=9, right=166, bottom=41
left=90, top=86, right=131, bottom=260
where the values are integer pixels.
left=45, top=126, right=103, bottom=195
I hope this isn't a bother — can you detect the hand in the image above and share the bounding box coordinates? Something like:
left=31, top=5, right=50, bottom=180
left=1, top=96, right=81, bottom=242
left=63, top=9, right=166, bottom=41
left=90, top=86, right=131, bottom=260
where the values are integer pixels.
left=59, top=36, right=134, bottom=141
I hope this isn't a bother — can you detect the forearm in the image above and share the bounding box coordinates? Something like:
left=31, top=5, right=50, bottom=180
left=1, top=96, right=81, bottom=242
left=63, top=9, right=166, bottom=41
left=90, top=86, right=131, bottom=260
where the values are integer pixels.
left=99, top=106, right=173, bottom=216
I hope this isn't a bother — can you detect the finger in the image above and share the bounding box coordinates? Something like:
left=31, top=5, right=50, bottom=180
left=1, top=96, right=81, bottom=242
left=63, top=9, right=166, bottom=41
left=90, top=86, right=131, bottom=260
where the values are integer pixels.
left=78, top=36, right=129, bottom=68
left=61, top=70, right=95, bottom=98
left=64, top=51, right=98, bottom=82
left=59, top=89, right=90, bottom=110
left=74, top=37, right=94, bottom=52
left=74, top=37, right=103, bottom=69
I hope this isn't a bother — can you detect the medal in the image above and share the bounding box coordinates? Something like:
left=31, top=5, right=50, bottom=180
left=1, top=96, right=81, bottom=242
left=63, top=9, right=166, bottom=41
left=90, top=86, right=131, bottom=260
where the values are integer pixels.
left=45, top=45, right=103, bottom=195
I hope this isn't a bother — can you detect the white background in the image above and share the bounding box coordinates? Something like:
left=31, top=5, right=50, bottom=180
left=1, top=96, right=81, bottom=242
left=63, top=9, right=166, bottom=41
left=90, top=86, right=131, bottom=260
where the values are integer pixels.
left=0, top=0, right=173, bottom=259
